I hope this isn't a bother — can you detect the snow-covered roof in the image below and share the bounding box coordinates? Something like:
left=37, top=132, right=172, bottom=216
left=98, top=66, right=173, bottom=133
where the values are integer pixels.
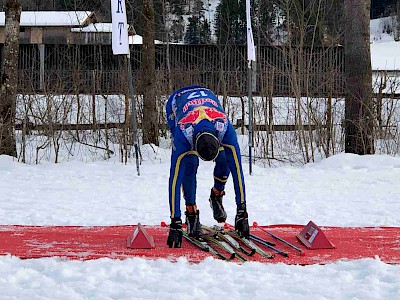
left=71, top=23, right=112, bottom=33
left=129, top=34, right=163, bottom=45
left=0, top=11, right=93, bottom=27
left=70, top=21, right=164, bottom=45
left=129, top=34, right=142, bottom=45
left=70, top=26, right=162, bottom=45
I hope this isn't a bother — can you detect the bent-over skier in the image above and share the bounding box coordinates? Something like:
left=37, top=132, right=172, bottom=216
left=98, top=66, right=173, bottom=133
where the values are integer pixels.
left=165, top=85, right=249, bottom=248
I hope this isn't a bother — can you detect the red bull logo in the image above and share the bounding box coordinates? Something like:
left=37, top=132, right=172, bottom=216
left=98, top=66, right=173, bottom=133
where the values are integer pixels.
left=178, top=106, right=227, bottom=127
left=178, top=110, right=201, bottom=125
left=183, top=98, right=218, bottom=112
left=204, top=107, right=226, bottom=120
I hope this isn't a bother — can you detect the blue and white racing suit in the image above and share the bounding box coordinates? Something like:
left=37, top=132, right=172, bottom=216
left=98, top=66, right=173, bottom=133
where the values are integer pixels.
left=166, top=86, right=246, bottom=218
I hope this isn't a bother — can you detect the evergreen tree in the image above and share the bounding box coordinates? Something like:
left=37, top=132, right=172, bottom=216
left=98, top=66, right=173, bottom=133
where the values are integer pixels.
left=215, top=0, right=247, bottom=45
left=153, top=0, right=167, bottom=40
left=185, top=16, right=201, bottom=44
left=167, top=0, right=186, bottom=42
left=192, top=0, right=205, bottom=17
left=170, top=15, right=185, bottom=42
left=59, top=0, right=75, bottom=10
left=323, top=0, right=346, bottom=45
left=169, top=0, right=185, bottom=15
left=184, top=0, right=211, bottom=44
left=371, top=0, right=397, bottom=19
left=199, top=19, right=211, bottom=43
left=255, top=0, right=279, bottom=45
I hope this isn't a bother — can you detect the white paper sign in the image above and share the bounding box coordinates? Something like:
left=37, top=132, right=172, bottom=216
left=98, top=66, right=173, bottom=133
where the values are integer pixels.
left=246, top=0, right=256, bottom=61
left=111, top=0, right=129, bottom=55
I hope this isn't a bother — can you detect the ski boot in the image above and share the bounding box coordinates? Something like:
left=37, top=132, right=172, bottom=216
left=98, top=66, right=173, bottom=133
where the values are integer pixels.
left=209, top=188, right=227, bottom=223
left=185, top=205, right=203, bottom=237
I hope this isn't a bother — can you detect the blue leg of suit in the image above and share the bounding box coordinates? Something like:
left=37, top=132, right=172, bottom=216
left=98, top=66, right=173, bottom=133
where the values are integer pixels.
left=213, top=149, right=230, bottom=191
left=219, top=123, right=246, bottom=206
left=168, top=127, right=197, bottom=218
left=182, top=154, right=199, bottom=206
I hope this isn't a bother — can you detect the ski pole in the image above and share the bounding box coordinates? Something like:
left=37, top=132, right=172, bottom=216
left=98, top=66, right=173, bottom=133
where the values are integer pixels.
left=249, top=234, right=289, bottom=257
left=249, top=234, right=275, bottom=247
left=258, top=227, right=304, bottom=256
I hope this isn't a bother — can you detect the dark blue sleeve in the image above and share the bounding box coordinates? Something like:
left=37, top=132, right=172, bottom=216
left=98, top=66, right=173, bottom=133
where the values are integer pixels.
left=221, top=122, right=246, bottom=205
left=165, top=94, right=176, bottom=131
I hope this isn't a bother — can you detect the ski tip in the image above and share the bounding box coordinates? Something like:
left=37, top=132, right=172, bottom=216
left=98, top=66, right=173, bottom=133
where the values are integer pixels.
left=160, top=221, right=167, bottom=227
left=253, top=222, right=259, bottom=228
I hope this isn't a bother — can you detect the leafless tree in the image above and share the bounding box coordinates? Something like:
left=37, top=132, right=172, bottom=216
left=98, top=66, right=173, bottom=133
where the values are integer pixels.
left=141, top=0, right=159, bottom=145
left=0, top=0, right=21, bottom=157
left=344, top=0, right=374, bottom=154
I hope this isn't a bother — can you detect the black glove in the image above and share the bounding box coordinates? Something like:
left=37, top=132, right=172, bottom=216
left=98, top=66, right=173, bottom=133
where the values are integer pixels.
left=167, top=217, right=183, bottom=248
left=235, top=204, right=249, bottom=238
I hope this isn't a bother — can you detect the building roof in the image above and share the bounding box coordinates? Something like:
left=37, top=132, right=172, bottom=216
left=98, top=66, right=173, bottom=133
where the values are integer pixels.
left=71, top=23, right=163, bottom=45
left=0, top=11, right=93, bottom=27
left=71, top=23, right=112, bottom=33
left=129, top=34, right=143, bottom=45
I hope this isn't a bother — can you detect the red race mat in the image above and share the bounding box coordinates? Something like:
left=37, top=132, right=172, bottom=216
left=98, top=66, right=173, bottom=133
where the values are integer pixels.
left=1, top=224, right=399, bottom=264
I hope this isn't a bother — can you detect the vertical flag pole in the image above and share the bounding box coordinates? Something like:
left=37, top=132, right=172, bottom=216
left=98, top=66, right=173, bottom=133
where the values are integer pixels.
left=246, top=0, right=256, bottom=175
left=248, top=61, right=253, bottom=176
left=127, top=53, right=140, bottom=176
left=111, top=0, right=140, bottom=175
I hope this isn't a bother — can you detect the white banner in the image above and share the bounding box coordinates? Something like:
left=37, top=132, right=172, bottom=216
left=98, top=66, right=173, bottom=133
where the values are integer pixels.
left=246, top=0, right=256, bottom=61
left=111, top=0, right=129, bottom=55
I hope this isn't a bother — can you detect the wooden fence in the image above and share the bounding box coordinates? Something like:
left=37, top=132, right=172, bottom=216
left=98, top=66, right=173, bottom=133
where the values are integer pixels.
left=1, top=44, right=346, bottom=97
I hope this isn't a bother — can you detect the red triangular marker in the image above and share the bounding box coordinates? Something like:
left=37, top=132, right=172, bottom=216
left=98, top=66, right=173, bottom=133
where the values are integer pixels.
left=127, top=223, right=155, bottom=249
left=296, top=221, right=335, bottom=249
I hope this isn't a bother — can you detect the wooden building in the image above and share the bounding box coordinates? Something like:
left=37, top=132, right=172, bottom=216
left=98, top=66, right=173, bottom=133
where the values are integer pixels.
left=0, top=11, right=96, bottom=44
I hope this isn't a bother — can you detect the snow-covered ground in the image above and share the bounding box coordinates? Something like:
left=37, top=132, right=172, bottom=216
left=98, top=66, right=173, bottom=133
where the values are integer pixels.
left=1, top=14, right=400, bottom=300
left=1, top=149, right=400, bottom=299
left=370, top=16, right=400, bottom=70
left=371, top=41, right=400, bottom=70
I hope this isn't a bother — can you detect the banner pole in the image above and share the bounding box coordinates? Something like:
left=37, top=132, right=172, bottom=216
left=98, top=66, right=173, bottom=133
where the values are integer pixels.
left=248, top=61, right=253, bottom=175
left=246, top=0, right=255, bottom=175
left=127, top=52, right=140, bottom=176
left=111, top=0, right=140, bottom=175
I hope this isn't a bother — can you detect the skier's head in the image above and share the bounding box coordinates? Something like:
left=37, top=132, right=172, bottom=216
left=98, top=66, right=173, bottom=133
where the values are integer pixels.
left=194, top=131, right=220, bottom=161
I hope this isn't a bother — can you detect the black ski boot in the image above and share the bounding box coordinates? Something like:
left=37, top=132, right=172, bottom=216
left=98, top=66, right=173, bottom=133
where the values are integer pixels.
left=185, top=205, right=203, bottom=237
left=209, top=188, right=227, bottom=223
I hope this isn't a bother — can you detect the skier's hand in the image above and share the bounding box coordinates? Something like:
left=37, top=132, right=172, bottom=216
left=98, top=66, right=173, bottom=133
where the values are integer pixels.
left=235, top=204, right=249, bottom=238
left=167, top=217, right=183, bottom=248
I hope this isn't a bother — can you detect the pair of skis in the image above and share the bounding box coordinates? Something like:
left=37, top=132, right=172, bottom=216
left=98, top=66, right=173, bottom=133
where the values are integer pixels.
left=183, top=225, right=275, bottom=261
left=182, top=230, right=231, bottom=260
